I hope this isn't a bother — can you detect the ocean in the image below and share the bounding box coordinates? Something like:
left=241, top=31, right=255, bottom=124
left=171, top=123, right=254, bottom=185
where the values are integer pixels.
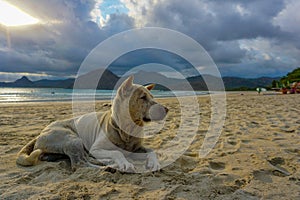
left=0, top=88, right=208, bottom=103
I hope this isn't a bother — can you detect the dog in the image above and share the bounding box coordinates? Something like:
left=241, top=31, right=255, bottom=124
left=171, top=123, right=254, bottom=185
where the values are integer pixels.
left=16, top=76, right=168, bottom=172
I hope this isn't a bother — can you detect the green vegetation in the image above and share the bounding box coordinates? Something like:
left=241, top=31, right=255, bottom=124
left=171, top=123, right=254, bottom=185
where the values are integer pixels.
left=272, top=68, right=300, bottom=88
left=283, top=68, right=300, bottom=82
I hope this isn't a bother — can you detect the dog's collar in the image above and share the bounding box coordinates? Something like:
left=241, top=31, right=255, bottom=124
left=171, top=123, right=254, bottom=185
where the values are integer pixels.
left=110, top=117, right=120, bottom=132
left=109, top=117, right=133, bottom=143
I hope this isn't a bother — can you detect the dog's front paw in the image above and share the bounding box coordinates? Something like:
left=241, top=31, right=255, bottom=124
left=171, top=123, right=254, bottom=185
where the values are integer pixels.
left=116, top=159, right=136, bottom=173
left=146, top=152, right=161, bottom=171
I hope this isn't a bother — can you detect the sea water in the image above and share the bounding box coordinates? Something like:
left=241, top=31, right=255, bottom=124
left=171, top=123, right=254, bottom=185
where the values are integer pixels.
left=0, top=88, right=208, bottom=103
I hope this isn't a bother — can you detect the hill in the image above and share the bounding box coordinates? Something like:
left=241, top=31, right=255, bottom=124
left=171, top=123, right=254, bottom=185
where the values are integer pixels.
left=0, top=69, right=119, bottom=89
left=0, top=69, right=281, bottom=91
left=271, top=67, right=300, bottom=88
left=12, top=76, right=34, bottom=87
left=118, top=71, right=184, bottom=91
left=280, top=68, right=300, bottom=83
left=185, top=75, right=280, bottom=91
left=0, top=76, right=34, bottom=87
left=223, top=76, right=280, bottom=90
left=34, top=78, right=75, bottom=88
left=72, top=69, right=119, bottom=89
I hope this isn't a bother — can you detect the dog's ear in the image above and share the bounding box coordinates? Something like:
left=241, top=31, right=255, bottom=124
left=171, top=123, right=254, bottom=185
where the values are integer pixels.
left=118, top=75, right=134, bottom=96
left=145, top=84, right=155, bottom=91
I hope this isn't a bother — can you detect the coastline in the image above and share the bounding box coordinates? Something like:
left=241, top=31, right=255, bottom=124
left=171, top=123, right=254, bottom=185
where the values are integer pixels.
left=0, top=87, right=210, bottom=104
left=0, top=93, right=299, bottom=199
left=0, top=90, right=267, bottom=104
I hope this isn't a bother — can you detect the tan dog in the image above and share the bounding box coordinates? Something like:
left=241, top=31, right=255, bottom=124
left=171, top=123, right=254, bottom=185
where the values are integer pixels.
left=16, top=76, right=168, bottom=172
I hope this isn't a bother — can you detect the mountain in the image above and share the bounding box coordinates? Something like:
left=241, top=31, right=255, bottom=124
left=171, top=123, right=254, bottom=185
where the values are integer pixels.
left=280, top=68, right=300, bottom=83
left=222, top=76, right=280, bottom=90
left=118, top=71, right=183, bottom=90
left=187, top=74, right=222, bottom=91
left=0, top=76, right=74, bottom=88
left=0, top=76, right=34, bottom=87
left=73, top=69, right=119, bottom=89
left=33, top=78, right=75, bottom=88
left=0, top=69, right=281, bottom=90
left=186, top=75, right=280, bottom=91
left=14, top=76, right=34, bottom=87
left=0, top=69, right=119, bottom=89
left=120, top=72, right=275, bottom=91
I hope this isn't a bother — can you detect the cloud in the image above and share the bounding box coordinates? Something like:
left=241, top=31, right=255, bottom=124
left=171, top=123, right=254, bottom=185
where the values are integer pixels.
left=1, top=0, right=300, bottom=80
left=102, top=13, right=135, bottom=34
left=119, top=0, right=300, bottom=77
left=107, top=48, right=194, bottom=76
left=0, top=0, right=135, bottom=79
left=221, top=37, right=299, bottom=77
left=274, top=0, right=300, bottom=33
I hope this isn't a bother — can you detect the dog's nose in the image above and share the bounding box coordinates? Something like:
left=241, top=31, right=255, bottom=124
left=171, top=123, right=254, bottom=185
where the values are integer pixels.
left=164, top=107, right=169, bottom=113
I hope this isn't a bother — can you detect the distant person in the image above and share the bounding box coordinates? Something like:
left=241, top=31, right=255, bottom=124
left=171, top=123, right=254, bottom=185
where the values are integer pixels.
left=282, top=87, right=288, bottom=94
left=290, top=82, right=296, bottom=94
left=256, top=87, right=262, bottom=95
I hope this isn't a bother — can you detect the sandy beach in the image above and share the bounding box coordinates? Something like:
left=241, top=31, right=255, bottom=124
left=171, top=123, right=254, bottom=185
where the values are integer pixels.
left=0, top=92, right=300, bottom=199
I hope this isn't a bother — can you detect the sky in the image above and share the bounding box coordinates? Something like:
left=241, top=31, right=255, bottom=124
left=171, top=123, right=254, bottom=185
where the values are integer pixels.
left=0, top=0, right=300, bottom=81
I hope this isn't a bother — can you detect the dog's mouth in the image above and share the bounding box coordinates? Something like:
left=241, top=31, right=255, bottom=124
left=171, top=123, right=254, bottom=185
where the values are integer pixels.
left=143, top=115, right=167, bottom=122
left=143, top=117, right=151, bottom=122
left=143, top=105, right=169, bottom=122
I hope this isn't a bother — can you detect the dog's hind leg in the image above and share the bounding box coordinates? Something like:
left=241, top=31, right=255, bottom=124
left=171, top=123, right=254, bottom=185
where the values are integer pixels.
left=39, top=137, right=100, bottom=169
left=63, top=137, right=87, bottom=170
left=35, top=124, right=102, bottom=170
left=35, top=127, right=98, bottom=170
left=62, top=136, right=100, bottom=170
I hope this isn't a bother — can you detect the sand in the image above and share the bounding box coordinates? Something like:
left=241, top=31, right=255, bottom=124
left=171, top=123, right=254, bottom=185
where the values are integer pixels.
left=0, top=93, right=300, bottom=199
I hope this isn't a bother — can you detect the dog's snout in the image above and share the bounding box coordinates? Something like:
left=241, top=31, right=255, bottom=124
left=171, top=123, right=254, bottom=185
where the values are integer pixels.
left=148, top=104, right=168, bottom=121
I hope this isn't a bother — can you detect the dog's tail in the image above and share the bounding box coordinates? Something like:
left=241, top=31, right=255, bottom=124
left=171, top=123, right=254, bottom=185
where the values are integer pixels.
left=16, top=138, right=42, bottom=166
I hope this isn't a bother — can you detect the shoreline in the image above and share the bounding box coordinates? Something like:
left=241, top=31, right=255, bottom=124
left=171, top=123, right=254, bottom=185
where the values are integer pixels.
left=0, top=91, right=256, bottom=104
left=0, top=91, right=288, bottom=105
left=0, top=88, right=210, bottom=104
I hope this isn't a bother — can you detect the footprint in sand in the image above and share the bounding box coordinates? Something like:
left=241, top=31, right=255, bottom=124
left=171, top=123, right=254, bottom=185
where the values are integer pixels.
left=209, top=161, right=226, bottom=170
left=252, top=170, right=273, bottom=183
left=267, top=157, right=291, bottom=177
left=220, top=137, right=241, bottom=155
left=268, top=157, right=285, bottom=165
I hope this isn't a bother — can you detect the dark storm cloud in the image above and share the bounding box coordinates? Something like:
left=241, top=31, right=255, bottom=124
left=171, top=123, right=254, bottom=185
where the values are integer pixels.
left=107, top=48, right=195, bottom=76
left=1, top=0, right=300, bottom=79
left=146, top=0, right=286, bottom=54
left=121, top=0, right=300, bottom=77
left=221, top=60, right=297, bottom=78
left=0, top=0, right=135, bottom=79
left=209, top=41, right=247, bottom=64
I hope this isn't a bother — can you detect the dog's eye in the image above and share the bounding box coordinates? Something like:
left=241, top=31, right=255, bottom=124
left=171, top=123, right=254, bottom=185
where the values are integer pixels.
left=140, top=96, right=147, bottom=100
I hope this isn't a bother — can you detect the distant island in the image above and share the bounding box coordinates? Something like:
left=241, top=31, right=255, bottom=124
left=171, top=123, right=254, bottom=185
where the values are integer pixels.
left=0, top=68, right=283, bottom=91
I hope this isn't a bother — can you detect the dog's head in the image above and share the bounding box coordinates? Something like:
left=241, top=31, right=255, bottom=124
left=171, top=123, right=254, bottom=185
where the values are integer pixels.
left=112, top=76, right=168, bottom=128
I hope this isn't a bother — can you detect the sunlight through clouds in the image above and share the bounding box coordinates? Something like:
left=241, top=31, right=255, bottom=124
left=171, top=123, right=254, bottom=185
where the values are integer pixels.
left=0, top=0, right=39, bottom=27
